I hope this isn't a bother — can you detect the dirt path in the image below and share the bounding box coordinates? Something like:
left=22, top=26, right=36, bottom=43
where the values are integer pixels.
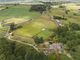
left=6, top=34, right=39, bottom=52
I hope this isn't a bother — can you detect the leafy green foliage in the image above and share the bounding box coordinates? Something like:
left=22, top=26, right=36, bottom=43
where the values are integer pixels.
left=30, top=5, right=46, bottom=14
left=9, top=23, right=16, bottom=32
left=69, top=23, right=80, bottom=31
left=53, top=23, right=80, bottom=60
left=70, top=46, right=80, bottom=60
left=0, top=37, right=47, bottom=60
left=33, top=36, right=44, bottom=44
left=53, top=16, right=67, bottom=20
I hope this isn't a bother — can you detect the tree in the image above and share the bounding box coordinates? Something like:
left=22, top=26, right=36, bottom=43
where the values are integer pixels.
left=0, top=37, right=47, bottom=60
left=53, top=23, right=80, bottom=51
left=39, top=1, right=52, bottom=12
left=69, top=23, right=80, bottom=31
left=29, top=5, right=46, bottom=14
left=9, top=23, right=15, bottom=33
left=5, top=7, right=9, bottom=9
left=33, top=36, right=44, bottom=44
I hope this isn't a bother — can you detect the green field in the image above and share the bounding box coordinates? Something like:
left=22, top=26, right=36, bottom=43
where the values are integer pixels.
left=14, top=15, right=57, bottom=39
left=0, top=5, right=40, bottom=20
left=0, top=5, right=41, bottom=39
left=50, top=4, right=80, bottom=24
left=0, top=5, right=57, bottom=42
left=1, top=4, right=79, bottom=40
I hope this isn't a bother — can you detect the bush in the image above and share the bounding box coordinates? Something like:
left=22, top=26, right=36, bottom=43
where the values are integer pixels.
left=53, top=16, right=67, bottom=20
left=33, top=36, right=44, bottom=44
left=69, top=23, right=80, bottom=31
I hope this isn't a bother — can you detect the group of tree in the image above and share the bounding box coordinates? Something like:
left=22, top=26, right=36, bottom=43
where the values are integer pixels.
left=0, top=37, right=72, bottom=60
left=0, top=37, right=48, bottom=60
left=53, top=16, right=67, bottom=20
left=29, top=2, right=52, bottom=14
left=29, top=5, right=47, bottom=14
left=52, top=23, right=80, bottom=60
left=9, top=23, right=22, bottom=33
left=33, top=36, right=44, bottom=44
left=9, top=23, right=16, bottom=33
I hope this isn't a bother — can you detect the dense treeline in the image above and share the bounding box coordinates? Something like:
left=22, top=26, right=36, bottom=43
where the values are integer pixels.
left=0, top=37, right=71, bottom=60
left=29, top=5, right=46, bottom=14
left=29, top=4, right=51, bottom=14
left=0, top=37, right=48, bottom=60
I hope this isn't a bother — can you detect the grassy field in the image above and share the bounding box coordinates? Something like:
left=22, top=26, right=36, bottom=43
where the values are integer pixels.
left=0, top=5, right=40, bottom=20
left=51, top=3, right=80, bottom=24
left=0, top=4, right=80, bottom=60
left=65, top=3, right=80, bottom=10
left=14, top=15, right=57, bottom=39
left=0, top=5, right=57, bottom=42
left=5, top=17, right=30, bottom=24
left=0, top=3, right=80, bottom=41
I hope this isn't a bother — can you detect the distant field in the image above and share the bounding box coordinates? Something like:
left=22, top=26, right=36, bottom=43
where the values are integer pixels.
left=51, top=4, right=80, bottom=24
left=65, top=3, right=80, bottom=10
left=0, top=5, right=40, bottom=20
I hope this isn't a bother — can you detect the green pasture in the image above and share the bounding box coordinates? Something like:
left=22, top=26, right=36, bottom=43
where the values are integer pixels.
left=14, top=16, right=57, bottom=39
left=0, top=5, right=40, bottom=20
left=0, top=4, right=80, bottom=40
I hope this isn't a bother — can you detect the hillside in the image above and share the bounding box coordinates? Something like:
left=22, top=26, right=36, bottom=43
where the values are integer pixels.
left=0, top=2, right=80, bottom=60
